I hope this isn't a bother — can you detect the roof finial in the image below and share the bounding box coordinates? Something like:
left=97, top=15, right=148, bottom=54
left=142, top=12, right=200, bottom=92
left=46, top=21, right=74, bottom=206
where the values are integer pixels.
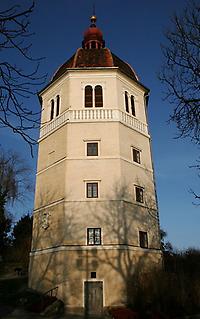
left=90, top=3, right=97, bottom=26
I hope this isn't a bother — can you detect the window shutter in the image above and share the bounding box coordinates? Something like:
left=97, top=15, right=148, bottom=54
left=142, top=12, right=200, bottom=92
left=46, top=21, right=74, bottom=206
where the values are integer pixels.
left=131, top=95, right=136, bottom=116
left=85, top=85, right=93, bottom=107
left=95, top=85, right=103, bottom=107
left=50, top=99, right=54, bottom=120
left=136, top=186, right=144, bottom=203
left=93, top=183, right=98, bottom=198
left=94, top=228, right=101, bottom=244
left=56, top=95, right=60, bottom=116
left=125, top=91, right=129, bottom=113
left=88, top=229, right=94, bottom=245
left=133, top=148, right=140, bottom=164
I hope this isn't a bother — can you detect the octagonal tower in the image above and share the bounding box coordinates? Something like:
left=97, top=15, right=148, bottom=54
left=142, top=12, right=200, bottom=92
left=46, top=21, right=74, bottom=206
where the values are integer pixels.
left=29, top=16, right=162, bottom=316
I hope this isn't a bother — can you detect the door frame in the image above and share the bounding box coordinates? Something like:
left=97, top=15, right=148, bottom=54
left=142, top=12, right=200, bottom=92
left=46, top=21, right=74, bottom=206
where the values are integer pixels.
left=83, top=279, right=104, bottom=313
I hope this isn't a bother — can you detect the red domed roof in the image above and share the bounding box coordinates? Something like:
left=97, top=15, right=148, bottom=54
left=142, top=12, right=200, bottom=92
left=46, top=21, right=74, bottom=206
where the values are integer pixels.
left=39, top=15, right=149, bottom=94
left=82, top=15, right=105, bottom=49
left=84, top=26, right=103, bottom=42
left=51, top=48, right=140, bottom=84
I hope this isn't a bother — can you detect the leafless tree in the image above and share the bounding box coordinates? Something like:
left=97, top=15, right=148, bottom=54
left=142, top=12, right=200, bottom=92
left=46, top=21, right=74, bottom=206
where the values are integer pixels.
left=0, top=2, right=45, bottom=155
left=0, top=149, right=32, bottom=205
left=0, top=149, right=32, bottom=258
left=189, top=158, right=200, bottom=203
left=159, top=1, right=200, bottom=144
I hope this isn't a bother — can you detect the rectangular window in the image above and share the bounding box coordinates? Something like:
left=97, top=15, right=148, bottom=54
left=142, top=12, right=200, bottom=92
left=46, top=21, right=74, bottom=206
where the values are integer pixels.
left=132, top=148, right=141, bottom=164
left=139, top=231, right=148, bottom=248
left=135, top=186, right=144, bottom=203
left=87, top=182, right=98, bottom=198
left=87, top=142, right=98, bottom=156
left=87, top=228, right=101, bottom=245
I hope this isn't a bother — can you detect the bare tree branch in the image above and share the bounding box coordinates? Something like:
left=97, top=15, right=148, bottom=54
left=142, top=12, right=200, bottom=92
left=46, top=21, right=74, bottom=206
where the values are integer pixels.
left=159, top=0, right=200, bottom=144
left=0, top=148, right=33, bottom=206
left=189, top=188, right=200, bottom=205
left=0, top=2, right=46, bottom=155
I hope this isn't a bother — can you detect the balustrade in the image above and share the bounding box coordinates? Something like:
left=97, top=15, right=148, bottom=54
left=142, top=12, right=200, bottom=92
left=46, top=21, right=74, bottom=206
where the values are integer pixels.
left=40, top=108, right=148, bottom=138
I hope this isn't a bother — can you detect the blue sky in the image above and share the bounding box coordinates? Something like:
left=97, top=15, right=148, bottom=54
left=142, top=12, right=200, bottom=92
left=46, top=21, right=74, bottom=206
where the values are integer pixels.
left=1, top=0, right=199, bottom=249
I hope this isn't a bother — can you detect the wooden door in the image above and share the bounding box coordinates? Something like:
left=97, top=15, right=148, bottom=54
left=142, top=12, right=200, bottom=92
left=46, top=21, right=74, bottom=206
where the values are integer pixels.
left=84, top=281, right=103, bottom=316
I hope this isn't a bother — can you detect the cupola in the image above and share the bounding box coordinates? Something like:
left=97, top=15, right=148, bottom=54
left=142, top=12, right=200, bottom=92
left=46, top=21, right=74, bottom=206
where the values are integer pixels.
left=82, top=15, right=105, bottom=49
left=49, top=14, right=141, bottom=88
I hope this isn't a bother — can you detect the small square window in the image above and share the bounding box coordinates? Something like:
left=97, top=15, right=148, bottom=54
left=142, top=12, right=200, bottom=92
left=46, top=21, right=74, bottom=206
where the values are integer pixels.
left=87, top=143, right=98, bottom=156
left=135, top=186, right=144, bottom=203
left=132, top=148, right=140, bottom=164
left=91, top=272, right=96, bottom=278
left=139, top=231, right=148, bottom=248
left=87, top=183, right=98, bottom=198
left=87, top=228, right=101, bottom=245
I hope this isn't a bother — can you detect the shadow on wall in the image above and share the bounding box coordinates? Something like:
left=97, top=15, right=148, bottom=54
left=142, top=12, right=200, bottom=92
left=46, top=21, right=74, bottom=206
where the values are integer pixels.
left=28, top=188, right=81, bottom=305
left=78, top=182, right=162, bottom=308
left=28, top=182, right=162, bottom=315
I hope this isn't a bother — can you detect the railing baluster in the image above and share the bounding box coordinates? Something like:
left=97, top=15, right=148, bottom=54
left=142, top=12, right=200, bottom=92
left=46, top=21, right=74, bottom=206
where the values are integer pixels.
left=40, top=108, right=148, bottom=139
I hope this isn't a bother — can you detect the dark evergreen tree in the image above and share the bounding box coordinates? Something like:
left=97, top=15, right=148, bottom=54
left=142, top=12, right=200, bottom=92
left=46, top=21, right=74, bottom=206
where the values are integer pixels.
left=0, top=190, right=12, bottom=258
left=12, top=214, right=33, bottom=267
left=0, top=149, right=32, bottom=261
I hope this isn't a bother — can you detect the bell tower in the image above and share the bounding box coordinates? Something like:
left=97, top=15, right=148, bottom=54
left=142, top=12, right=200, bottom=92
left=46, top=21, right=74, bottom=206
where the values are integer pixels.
left=29, top=15, right=162, bottom=315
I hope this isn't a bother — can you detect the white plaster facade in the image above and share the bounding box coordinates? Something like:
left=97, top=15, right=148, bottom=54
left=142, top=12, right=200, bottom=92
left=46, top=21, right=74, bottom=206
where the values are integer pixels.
left=29, top=21, right=162, bottom=315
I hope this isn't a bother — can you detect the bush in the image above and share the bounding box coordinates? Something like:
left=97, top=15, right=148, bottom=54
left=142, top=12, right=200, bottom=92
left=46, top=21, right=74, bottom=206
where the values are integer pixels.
left=18, top=289, right=57, bottom=313
left=131, top=250, right=200, bottom=318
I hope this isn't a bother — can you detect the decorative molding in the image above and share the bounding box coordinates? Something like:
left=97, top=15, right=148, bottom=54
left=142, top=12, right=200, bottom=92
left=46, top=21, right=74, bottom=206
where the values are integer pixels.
left=33, top=198, right=65, bottom=214
left=36, top=156, right=66, bottom=175
left=30, top=244, right=161, bottom=256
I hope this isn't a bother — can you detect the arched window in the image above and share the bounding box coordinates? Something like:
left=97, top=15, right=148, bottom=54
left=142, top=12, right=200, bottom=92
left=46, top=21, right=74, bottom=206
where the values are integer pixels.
left=56, top=95, right=60, bottom=117
left=125, top=91, right=129, bottom=113
left=131, top=95, right=136, bottom=116
left=50, top=99, right=54, bottom=120
left=85, top=85, right=93, bottom=108
left=91, top=41, right=96, bottom=49
left=95, top=85, right=103, bottom=107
